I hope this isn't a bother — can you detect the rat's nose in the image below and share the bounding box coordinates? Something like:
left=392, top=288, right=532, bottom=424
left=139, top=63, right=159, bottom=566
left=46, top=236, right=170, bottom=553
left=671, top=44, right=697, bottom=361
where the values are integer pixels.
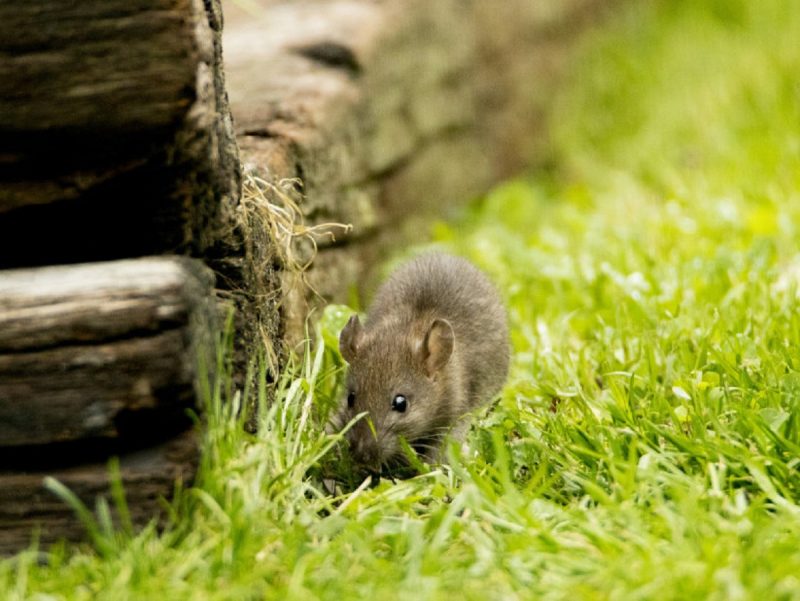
left=351, top=436, right=381, bottom=471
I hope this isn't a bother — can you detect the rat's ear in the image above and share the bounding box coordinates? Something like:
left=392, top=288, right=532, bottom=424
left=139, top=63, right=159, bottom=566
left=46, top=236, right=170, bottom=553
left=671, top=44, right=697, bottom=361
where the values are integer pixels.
left=339, top=314, right=364, bottom=363
left=419, top=318, right=454, bottom=377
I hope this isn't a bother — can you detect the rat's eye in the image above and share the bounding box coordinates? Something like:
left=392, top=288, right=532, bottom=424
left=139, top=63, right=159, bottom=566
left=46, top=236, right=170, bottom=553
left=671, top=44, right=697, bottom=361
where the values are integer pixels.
left=347, top=391, right=356, bottom=408
left=391, top=394, right=407, bottom=413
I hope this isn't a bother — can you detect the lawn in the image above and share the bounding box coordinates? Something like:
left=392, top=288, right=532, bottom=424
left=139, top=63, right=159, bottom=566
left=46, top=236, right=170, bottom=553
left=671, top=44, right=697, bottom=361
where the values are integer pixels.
left=4, top=0, right=800, bottom=598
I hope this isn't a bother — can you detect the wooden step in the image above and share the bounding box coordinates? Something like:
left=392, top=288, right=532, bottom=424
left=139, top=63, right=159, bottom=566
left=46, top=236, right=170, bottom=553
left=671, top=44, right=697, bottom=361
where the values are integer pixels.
left=0, top=257, right=216, bottom=448
left=0, top=428, right=198, bottom=555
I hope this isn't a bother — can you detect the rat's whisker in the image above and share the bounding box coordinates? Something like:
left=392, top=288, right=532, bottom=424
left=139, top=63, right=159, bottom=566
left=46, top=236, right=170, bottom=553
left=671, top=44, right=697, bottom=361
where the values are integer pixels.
left=409, top=442, right=439, bottom=454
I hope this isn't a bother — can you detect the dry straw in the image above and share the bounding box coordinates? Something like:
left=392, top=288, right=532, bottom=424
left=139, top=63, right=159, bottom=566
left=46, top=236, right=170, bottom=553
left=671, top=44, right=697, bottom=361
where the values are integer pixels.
left=237, top=167, right=351, bottom=365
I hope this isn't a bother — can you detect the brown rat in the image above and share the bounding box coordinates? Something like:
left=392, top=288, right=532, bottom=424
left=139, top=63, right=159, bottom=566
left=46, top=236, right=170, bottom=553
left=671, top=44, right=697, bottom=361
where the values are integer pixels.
left=335, top=253, right=509, bottom=473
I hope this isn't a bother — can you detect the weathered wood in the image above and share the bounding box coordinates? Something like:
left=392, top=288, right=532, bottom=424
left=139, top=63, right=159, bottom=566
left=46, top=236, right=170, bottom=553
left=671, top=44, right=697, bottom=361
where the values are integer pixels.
left=0, top=428, right=198, bottom=555
left=0, top=257, right=216, bottom=447
left=223, top=0, right=617, bottom=345
left=0, top=0, right=240, bottom=268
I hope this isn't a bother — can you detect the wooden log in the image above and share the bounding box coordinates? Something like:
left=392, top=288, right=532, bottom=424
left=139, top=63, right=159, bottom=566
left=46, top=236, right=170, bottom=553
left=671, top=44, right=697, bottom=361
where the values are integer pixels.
left=0, top=0, right=240, bottom=268
left=0, top=428, right=198, bottom=556
left=223, top=0, right=617, bottom=345
left=0, top=257, right=216, bottom=448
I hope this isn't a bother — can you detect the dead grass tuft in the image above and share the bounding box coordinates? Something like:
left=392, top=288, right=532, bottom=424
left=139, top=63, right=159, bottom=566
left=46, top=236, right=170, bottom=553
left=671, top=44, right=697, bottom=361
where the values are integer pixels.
left=237, top=167, right=351, bottom=367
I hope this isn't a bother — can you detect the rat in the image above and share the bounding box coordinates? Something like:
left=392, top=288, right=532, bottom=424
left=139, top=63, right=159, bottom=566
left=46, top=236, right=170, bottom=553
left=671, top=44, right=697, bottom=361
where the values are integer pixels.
left=334, top=253, right=510, bottom=474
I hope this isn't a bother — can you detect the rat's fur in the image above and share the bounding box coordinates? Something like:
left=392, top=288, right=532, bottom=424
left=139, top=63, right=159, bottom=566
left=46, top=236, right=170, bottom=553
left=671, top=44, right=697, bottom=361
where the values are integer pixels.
left=335, top=253, right=509, bottom=472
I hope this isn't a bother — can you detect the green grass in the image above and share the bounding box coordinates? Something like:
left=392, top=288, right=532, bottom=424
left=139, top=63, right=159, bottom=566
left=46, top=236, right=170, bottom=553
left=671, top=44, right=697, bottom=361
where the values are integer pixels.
left=5, top=0, right=800, bottom=598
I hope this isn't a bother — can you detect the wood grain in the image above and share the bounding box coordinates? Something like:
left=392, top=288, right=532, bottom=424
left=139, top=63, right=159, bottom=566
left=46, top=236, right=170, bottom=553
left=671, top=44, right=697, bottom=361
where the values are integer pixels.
left=0, top=257, right=216, bottom=447
left=0, top=0, right=240, bottom=267
left=0, top=429, right=198, bottom=555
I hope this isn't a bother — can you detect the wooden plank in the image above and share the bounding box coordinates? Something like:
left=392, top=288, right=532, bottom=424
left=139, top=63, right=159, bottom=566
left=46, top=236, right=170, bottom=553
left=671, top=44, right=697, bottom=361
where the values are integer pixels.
left=0, top=0, right=240, bottom=267
left=0, top=257, right=216, bottom=447
left=0, top=428, right=198, bottom=555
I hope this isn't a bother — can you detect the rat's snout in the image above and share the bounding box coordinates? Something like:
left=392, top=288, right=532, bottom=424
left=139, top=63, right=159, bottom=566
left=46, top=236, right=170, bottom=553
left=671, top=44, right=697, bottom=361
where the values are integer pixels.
left=348, top=420, right=382, bottom=471
left=351, top=438, right=380, bottom=470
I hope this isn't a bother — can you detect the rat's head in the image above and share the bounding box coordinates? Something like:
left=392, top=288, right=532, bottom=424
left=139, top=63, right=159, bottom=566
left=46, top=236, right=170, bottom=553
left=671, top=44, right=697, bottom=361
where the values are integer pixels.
left=336, top=314, right=455, bottom=472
